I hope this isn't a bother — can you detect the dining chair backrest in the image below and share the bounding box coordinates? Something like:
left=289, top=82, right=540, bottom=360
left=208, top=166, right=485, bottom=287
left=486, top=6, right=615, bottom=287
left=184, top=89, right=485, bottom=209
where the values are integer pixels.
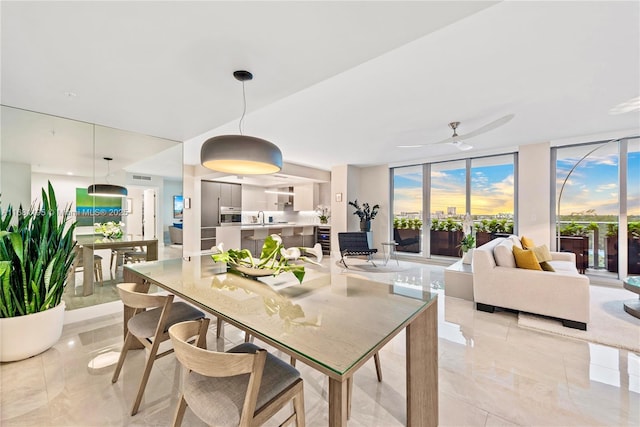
left=169, top=321, right=270, bottom=424
left=116, top=282, right=172, bottom=311
left=169, top=320, right=305, bottom=427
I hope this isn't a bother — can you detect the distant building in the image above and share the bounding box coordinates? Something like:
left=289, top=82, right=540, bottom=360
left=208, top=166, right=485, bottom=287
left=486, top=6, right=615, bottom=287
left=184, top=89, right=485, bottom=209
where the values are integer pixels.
left=447, top=207, right=456, bottom=216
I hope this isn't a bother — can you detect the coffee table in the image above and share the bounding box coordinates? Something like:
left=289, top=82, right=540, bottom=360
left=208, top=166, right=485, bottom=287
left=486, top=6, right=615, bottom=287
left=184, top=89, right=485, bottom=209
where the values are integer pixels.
left=623, top=276, right=640, bottom=319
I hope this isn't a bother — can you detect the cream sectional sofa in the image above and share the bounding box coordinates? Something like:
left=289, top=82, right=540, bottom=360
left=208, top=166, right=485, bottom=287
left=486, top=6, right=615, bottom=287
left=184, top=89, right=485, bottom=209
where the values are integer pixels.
left=472, top=236, right=590, bottom=330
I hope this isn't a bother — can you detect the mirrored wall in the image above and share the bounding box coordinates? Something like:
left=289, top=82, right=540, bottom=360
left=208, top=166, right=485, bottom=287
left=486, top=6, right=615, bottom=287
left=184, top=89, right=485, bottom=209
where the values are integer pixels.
left=0, top=105, right=183, bottom=310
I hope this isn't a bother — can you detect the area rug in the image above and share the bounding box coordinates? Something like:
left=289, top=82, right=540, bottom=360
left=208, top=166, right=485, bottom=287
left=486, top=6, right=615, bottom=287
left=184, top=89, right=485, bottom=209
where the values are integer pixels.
left=517, top=285, right=640, bottom=353
left=334, top=259, right=411, bottom=273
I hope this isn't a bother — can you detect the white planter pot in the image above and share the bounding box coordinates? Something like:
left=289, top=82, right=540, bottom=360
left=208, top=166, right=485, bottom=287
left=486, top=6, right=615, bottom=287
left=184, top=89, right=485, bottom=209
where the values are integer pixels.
left=462, top=249, right=474, bottom=264
left=0, top=301, right=66, bottom=362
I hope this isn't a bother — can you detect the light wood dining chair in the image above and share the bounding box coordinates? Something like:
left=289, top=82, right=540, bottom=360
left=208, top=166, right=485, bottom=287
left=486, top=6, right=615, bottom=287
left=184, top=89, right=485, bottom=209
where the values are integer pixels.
left=111, top=283, right=208, bottom=416
left=169, top=320, right=305, bottom=427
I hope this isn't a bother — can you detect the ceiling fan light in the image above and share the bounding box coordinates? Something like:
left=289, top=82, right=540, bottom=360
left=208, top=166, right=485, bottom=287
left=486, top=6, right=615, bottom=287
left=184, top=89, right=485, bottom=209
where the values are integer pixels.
left=201, top=135, right=283, bottom=175
left=87, top=184, right=128, bottom=197
left=452, top=141, right=473, bottom=151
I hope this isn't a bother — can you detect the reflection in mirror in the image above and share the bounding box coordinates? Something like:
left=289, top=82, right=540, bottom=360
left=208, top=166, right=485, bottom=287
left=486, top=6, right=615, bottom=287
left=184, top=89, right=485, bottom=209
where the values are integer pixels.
left=0, top=105, right=183, bottom=310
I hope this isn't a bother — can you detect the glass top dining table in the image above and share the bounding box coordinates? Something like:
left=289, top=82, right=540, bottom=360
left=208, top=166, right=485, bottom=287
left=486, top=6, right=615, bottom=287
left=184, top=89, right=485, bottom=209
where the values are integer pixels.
left=124, top=256, right=438, bottom=426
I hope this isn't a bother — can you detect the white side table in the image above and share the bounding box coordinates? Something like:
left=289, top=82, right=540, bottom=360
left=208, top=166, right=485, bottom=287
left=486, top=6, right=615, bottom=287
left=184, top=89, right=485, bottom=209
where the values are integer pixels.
left=381, top=241, right=399, bottom=266
left=444, top=260, right=474, bottom=301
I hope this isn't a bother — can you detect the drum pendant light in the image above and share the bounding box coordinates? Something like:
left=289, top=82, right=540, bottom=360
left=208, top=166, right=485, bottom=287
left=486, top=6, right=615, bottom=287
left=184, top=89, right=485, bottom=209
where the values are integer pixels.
left=88, top=156, right=128, bottom=198
left=200, top=70, right=283, bottom=174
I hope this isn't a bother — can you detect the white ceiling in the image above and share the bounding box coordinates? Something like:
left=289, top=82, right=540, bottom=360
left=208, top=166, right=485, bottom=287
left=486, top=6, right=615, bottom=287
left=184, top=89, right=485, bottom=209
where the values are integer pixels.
left=2, top=1, right=639, bottom=174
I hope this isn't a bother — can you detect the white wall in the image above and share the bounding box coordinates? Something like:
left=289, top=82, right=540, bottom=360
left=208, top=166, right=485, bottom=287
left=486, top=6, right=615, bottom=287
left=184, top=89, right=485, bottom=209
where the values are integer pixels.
left=0, top=161, right=31, bottom=214
left=31, top=172, right=96, bottom=235
left=517, top=142, right=552, bottom=247
left=359, top=165, right=390, bottom=250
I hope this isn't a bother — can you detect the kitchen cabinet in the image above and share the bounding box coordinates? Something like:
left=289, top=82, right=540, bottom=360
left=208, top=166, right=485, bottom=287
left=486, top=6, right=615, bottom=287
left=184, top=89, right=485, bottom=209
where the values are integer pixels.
left=294, top=183, right=318, bottom=211
left=201, top=180, right=242, bottom=250
left=242, top=185, right=277, bottom=211
left=220, top=182, right=242, bottom=207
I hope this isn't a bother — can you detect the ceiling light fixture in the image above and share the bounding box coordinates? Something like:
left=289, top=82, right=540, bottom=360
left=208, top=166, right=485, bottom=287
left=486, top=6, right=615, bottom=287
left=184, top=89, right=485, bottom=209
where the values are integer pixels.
left=447, top=122, right=473, bottom=151
left=88, top=156, right=128, bottom=198
left=200, top=70, right=283, bottom=175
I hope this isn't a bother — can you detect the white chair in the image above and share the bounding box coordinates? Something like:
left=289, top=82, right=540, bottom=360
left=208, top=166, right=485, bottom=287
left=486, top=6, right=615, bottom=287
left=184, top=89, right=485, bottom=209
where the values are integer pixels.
left=244, top=227, right=269, bottom=257
left=296, top=226, right=315, bottom=248
left=111, top=283, right=208, bottom=416
left=301, top=243, right=324, bottom=263
left=169, top=320, right=305, bottom=427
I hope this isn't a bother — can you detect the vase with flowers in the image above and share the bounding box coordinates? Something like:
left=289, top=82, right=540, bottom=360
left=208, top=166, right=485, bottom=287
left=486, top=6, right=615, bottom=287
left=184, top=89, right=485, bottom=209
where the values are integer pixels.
left=316, top=205, right=330, bottom=224
left=94, top=221, right=124, bottom=238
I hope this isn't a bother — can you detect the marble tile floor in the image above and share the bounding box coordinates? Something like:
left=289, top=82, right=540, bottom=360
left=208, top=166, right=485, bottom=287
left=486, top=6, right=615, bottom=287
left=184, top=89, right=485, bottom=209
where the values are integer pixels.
left=2, top=258, right=639, bottom=426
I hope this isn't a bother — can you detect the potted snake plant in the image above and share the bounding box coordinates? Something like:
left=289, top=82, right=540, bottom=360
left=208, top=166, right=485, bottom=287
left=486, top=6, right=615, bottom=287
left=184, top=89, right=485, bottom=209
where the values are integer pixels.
left=0, top=182, right=77, bottom=362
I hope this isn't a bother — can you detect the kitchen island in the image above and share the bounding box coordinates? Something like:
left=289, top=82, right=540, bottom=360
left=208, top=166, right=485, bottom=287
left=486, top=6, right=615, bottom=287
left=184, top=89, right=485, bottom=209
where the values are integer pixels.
left=214, top=223, right=329, bottom=256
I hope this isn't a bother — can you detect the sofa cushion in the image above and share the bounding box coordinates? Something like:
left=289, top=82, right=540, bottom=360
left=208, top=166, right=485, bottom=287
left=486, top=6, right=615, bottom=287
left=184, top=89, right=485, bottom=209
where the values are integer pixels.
left=531, top=244, right=552, bottom=262
left=493, top=239, right=517, bottom=268
left=540, top=261, right=556, bottom=271
left=520, top=236, right=535, bottom=249
left=513, top=246, right=543, bottom=270
left=509, top=235, right=523, bottom=249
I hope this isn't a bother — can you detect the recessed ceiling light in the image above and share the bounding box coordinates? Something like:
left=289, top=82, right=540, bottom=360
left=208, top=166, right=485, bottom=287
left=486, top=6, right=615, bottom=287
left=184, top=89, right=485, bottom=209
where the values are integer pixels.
left=397, top=144, right=424, bottom=148
left=609, top=96, right=640, bottom=115
left=67, top=172, right=73, bottom=175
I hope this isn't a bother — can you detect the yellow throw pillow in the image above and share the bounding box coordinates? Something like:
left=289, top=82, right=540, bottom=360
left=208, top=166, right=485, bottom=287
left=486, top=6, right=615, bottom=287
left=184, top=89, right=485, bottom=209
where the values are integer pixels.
left=520, top=236, right=536, bottom=250
left=531, top=244, right=552, bottom=262
left=513, top=246, right=542, bottom=270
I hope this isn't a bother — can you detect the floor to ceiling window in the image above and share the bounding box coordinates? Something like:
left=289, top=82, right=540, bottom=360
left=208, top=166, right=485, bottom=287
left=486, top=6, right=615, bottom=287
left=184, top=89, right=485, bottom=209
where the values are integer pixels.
left=391, top=153, right=516, bottom=258
left=392, top=165, right=423, bottom=254
left=553, top=137, right=639, bottom=277
left=471, top=155, right=516, bottom=246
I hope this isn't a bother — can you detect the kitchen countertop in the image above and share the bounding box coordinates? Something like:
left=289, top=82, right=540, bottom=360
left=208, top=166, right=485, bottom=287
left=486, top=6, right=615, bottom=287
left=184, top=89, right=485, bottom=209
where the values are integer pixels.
left=232, top=223, right=329, bottom=230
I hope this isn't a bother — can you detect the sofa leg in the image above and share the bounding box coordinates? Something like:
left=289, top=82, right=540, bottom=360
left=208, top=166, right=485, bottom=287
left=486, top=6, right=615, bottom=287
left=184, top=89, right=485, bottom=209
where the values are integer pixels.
left=562, top=319, right=587, bottom=330
left=476, top=303, right=495, bottom=313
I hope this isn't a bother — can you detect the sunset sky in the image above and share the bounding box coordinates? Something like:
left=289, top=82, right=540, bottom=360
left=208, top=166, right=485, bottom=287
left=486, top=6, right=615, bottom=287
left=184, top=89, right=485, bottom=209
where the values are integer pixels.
left=393, top=148, right=638, bottom=220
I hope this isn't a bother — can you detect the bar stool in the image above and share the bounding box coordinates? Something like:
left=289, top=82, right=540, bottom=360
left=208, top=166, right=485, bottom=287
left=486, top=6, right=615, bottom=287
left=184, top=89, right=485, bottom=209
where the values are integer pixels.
left=244, top=227, right=269, bottom=257
left=280, top=226, right=294, bottom=247
left=296, top=226, right=315, bottom=247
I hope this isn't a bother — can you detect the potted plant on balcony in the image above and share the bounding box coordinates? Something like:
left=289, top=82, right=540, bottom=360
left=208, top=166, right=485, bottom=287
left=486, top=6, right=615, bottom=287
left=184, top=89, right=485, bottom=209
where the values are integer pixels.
left=0, top=182, right=77, bottom=362
left=605, top=222, right=640, bottom=274
left=430, top=218, right=463, bottom=257
left=475, top=218, right=514, bottom=246
left=559, top=221, right=598, bottom=273
left=348, top=199, right=379, bottom=232
left=393, top=216, right=422, bottom=253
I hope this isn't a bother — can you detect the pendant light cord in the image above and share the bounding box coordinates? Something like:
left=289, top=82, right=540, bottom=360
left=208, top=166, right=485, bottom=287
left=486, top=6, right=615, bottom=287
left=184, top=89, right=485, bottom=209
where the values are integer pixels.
left=239, top=80, right=247, bottom=135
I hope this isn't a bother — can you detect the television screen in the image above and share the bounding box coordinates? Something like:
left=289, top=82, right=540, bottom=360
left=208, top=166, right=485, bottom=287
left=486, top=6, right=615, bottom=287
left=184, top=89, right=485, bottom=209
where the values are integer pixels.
left=173, top=195, right=184, bottom=219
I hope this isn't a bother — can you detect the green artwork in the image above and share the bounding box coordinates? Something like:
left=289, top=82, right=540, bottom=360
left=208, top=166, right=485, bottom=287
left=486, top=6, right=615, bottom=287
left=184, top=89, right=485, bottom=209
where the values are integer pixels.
left=76, top=188, right=123, bottom=226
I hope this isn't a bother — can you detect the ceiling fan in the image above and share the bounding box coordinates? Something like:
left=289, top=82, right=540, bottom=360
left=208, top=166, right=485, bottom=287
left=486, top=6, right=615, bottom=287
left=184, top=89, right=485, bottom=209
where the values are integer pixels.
left=399, top=114, right=515, bottom=151
left=435, top=114, right=515, bottom=151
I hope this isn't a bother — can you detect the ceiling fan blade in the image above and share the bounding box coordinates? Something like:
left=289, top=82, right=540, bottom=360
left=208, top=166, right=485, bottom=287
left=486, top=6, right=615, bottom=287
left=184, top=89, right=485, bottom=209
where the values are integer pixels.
left=432, top=135, right=457, bottom=145
left=457, top=114, right=515, bottom=140
left=451, top=141, right=473, bottom=151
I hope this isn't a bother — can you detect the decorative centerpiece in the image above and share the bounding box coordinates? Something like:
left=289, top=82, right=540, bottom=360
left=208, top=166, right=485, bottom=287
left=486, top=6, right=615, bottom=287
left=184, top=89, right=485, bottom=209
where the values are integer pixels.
left=94, top=221, right=124, bottom=238
left=211, top=235, right=318, bottom=283
left=316, top=205, right=330, bottom=224
left=348, top=199, right=380, bottom=232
